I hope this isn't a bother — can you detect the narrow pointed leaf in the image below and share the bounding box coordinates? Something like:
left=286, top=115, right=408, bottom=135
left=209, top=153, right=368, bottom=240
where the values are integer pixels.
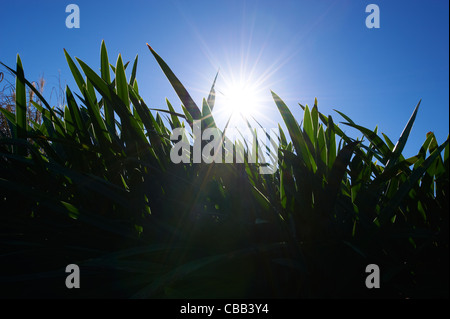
left=379, top=139, right=449, bottom=224
left=15, top=55, right=27, bottom=144
left=115, top=54, right=130, bottom=109
left=272, top=91, right=315, bottom=171
left=385, top=100, right=421, bottom=169
left=147, top=44, right=201, bottom=124
left=129, top=55, right=139, bottom=87
left=207, top=70, right=219, bottom=111
left=64, top=49, right=86, bottom=93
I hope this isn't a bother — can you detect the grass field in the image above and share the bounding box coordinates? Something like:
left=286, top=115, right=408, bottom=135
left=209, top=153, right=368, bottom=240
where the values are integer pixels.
left=0, top=41, right=448, bottom=298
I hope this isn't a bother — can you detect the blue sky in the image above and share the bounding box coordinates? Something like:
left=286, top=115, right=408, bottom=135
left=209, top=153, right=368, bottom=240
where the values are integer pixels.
left=1, top=0, right=448, bottom=157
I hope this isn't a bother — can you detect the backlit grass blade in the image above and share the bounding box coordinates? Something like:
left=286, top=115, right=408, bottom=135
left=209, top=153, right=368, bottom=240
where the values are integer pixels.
left=207, top=70, right=219, bottom=111
left=385, top=100, right=421, bottom=170
left=317, top=110, right=352, bottom=144
left=29, top=101, right=59, bottom=139
left=326, top=115, right=337, bottom=169
left=66, top=86, right=89, bottom=144
left=147, top=43, right=202, bottom=124
left=201, top=98, right=216, bottom=130
left=86, top=78, right=97, bottom=104
left=166, top=99, right=182, bottom=128
left=0, top=62, right=65, bottom=134
left=317, top=124, right=327, bottom=166
left=109, top=61, right=130, bottom=75
left=76, top=57, right=148, bottom=148
left=251, top=115, right=280, bottom=166
left=75, top=58, right=112, bottom=102
left=382, top=133, right=395, bottom=150
left=14, top=55, right=27, bottom=156
left=127, top=91, right=168, bottom=165
left=341, top=120, right=392, bottom=165
left=80, top=84, right=112, bottom=145
left=272, top=91, right=315, bottom=171
left=319, top=141, right=360, bottom=215
left=278, top=124, right=287, bottom=147
left=128, top=89, right=160, bottom=137
left=413, top=132, right=434, bottom=169
left=129, top=54, right=139, bottom=87
left=100, top=41, right=115, bottom=131
left=312, top=99, right=319, bottom=138
left=100, top=40, right=111, bottom=84
left=378, top=138, right=449, bottom=224
left=76, top=57, right=126, bottom=117
left=64, top=48, right=87, bottom=94
left=147, top=107, right=186, bottom=120
left=115, top=54, right=130, bottom=110
left=303, top=105, right=314, bottom=143
left=63, top=105, right=75, bottom=136
left=181, top=104, right=194, bottom=126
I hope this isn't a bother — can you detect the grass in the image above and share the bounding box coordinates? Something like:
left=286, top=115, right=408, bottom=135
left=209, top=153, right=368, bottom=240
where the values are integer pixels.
left=0, top=41, right=448, bottom=298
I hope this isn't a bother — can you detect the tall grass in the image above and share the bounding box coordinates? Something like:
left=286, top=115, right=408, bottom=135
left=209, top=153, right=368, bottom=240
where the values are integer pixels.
left=0, top=41, right=448, bottom=298
left=0, top=70, right=45, bottom=138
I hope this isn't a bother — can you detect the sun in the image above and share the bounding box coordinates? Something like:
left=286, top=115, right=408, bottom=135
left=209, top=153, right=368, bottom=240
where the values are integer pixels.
left=215, top=74, right=268, bottom=129
left=221, top=80, right=260, bottom=118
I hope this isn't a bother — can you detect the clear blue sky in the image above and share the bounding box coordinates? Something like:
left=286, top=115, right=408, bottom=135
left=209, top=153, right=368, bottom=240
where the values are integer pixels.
left=1, top=0, right=448, bottom=157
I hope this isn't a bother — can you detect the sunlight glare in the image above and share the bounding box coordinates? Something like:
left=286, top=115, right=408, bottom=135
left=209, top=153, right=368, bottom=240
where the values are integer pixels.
left=221, top=79, right=260, bottom=118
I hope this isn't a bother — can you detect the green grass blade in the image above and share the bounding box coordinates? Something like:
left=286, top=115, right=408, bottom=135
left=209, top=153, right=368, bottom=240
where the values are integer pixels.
left=80, top=84, right=112, bottom=145
left=303, top=104, right=314, bottom=143
left=14, top=55, right=27, bottom=146
left=319, top=141, right=359, bottom=215
left=64, top=48, right=87, bottom=94
left=271, top=91, right=315, bottom=171
left=66, top=86, right=89, bottom=143
left=326, top=115, right=337, bottom=169
left=181, top=104, right=194, bottom=125
left=76, top=57, right=146, bottom=148
left=317, top=124, right=327, bottom=166
left=342, top=121, right=392, bottom=165
left=312, top=99, right=319, bottom=139
left=76, top=58, right=113, bottom=102
left=278, top=124, right=287, bottom=147
left=201, top=98, right=216, bottom=130
left=166, top=99, right=182, bottom=128
left=0, top=62, right=64, bottom=134
left=115, top=54, right=130, bottom=110
left=385, top=100, right=421, bottom=170
left=63, top=105, right=75, bottom=136
left=382, top=133, right=395, bottom=150
left=207, top=70, right=219, bottom=111
left=147, top=43, right=201, bottom=124
left=100, top=40, right=111, bottom=84
left=378, top=138, right=449, bottom=224
left=100, top=41, right=115, bottom=131
left=129, top=55, right=138, bottom=87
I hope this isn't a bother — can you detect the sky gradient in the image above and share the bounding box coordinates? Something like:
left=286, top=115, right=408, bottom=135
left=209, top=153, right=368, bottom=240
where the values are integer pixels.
left=1, top=0, right=448, bottom=157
